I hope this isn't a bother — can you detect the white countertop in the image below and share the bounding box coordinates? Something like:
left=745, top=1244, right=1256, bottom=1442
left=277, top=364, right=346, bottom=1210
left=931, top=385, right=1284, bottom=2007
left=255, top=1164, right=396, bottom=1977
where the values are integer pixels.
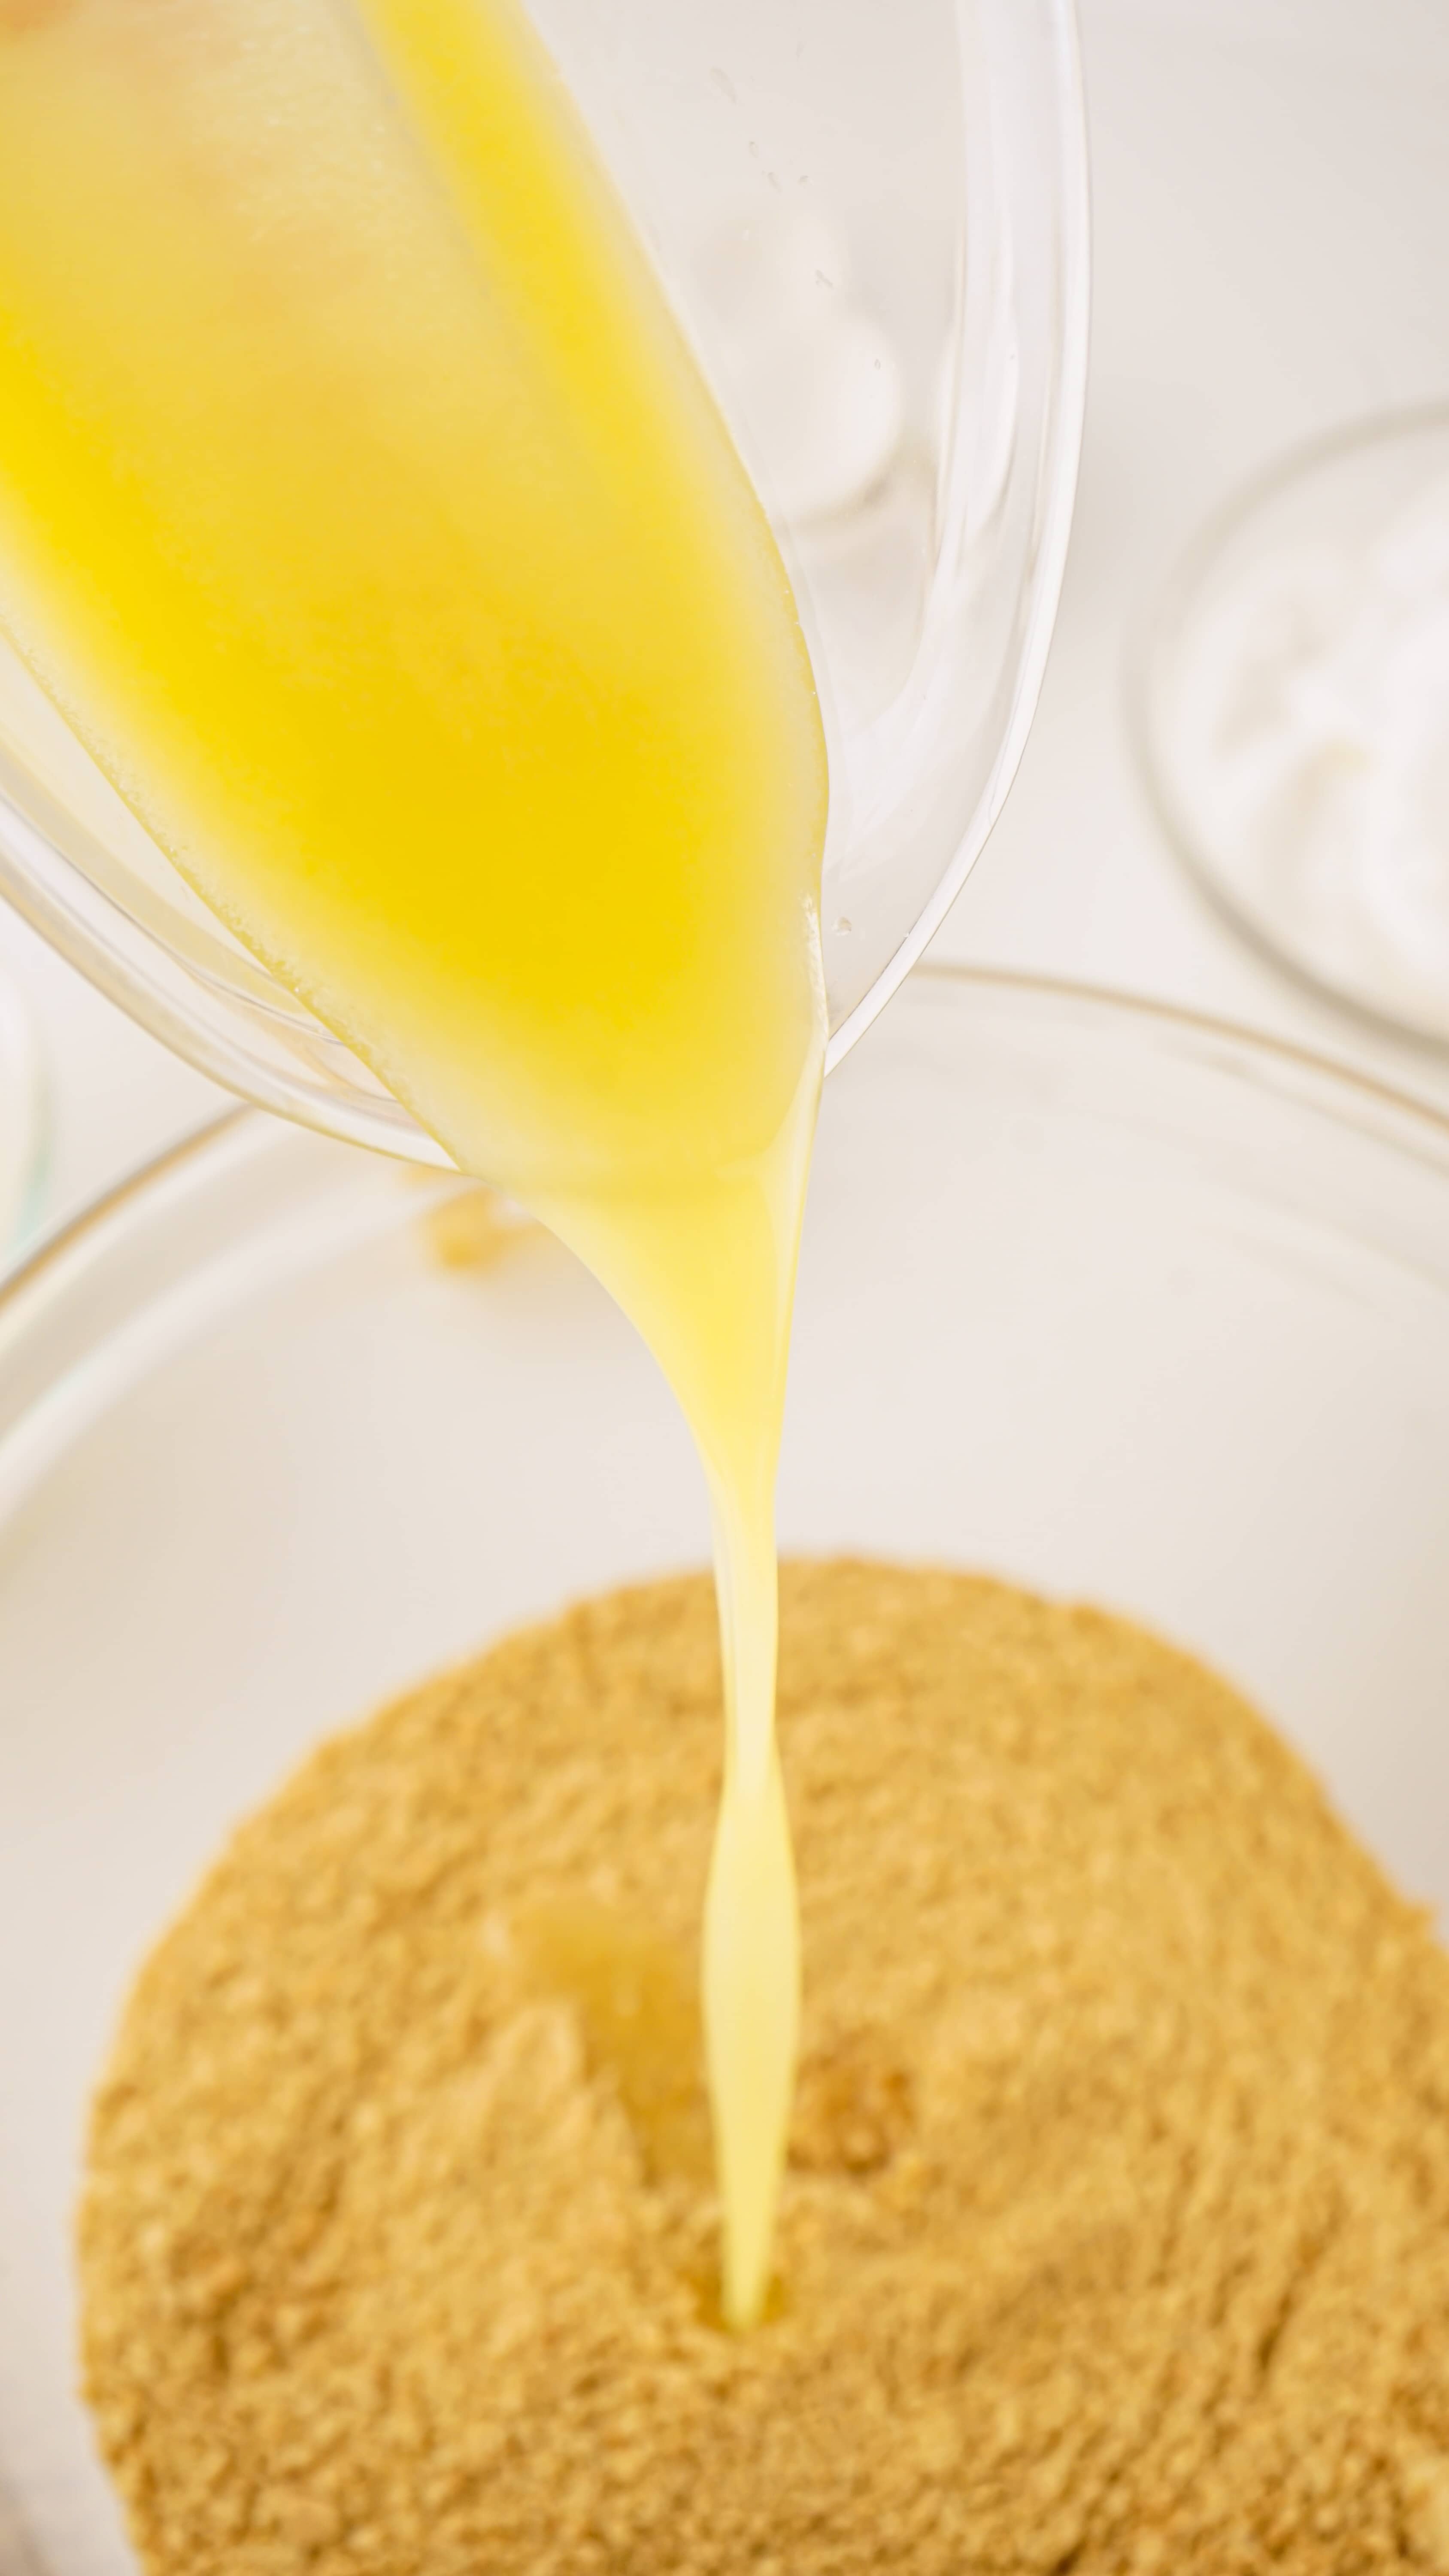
left=3, top=0, right=1449, bottom=1247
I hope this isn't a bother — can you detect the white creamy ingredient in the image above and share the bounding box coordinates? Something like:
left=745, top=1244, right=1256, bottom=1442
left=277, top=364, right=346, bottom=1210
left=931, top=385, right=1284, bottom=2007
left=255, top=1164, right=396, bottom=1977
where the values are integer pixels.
left=694, top=204, right=903, bottom=525
left=1166, top=469, right=1449, bottom=1029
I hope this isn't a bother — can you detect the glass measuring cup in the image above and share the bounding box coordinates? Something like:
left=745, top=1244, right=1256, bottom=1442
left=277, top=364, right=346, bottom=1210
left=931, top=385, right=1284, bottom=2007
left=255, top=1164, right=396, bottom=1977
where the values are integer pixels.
left=0, top=0, right=1087, bottom=1163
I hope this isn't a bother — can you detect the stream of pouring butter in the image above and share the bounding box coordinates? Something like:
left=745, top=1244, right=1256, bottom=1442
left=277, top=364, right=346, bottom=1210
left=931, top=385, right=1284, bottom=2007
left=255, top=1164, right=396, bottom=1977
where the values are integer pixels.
left=534, top=1073, right=821, bottom=2324
left=0, top=0, right=827, bottom=2327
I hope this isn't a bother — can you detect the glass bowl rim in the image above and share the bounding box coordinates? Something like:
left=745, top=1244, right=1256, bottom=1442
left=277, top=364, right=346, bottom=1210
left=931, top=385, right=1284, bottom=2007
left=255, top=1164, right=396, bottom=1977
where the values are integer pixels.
left=5, top=959, right=1449, bottom=1361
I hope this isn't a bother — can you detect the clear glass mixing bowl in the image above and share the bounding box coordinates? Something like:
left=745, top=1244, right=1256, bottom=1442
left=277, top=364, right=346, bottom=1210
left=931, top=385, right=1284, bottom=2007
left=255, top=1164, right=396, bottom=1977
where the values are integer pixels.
left=3, top=968, right=1448, bottom=2574
left=0, top=0, right=1086, bottom=1158
left=0, top=962, right=44, bottom=1265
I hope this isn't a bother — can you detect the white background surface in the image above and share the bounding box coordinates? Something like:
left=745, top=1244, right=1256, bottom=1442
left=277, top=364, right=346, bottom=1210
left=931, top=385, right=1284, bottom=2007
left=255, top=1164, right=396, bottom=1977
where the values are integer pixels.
left=3, top=0, right=1449, bottom=1242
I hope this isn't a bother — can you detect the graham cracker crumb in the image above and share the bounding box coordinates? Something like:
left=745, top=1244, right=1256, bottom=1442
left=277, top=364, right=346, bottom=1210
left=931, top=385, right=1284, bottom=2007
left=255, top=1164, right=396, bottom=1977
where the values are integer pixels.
left=422, top=1182, right=537, bottom=1274
left=80, top=1562, right=1449, bottom=2573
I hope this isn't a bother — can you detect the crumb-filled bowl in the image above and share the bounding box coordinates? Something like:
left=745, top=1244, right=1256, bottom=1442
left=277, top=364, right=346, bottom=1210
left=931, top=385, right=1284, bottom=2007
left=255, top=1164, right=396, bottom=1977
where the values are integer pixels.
left=2, top=965, right=1448, bottom=2576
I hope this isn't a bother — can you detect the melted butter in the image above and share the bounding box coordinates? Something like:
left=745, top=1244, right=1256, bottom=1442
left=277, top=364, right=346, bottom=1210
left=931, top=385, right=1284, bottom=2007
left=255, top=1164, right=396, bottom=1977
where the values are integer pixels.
left=514, top=1898, right=712, bottom=2188
left=0, top=0, right=826, bottom=2323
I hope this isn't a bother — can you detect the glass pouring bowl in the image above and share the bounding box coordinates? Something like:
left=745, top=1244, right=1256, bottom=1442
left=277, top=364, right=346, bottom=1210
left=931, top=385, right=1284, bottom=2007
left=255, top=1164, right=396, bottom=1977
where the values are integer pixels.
left=0, top=0, right=1087, bottom=1160
left=1, top=966, right=1448, bottom=2574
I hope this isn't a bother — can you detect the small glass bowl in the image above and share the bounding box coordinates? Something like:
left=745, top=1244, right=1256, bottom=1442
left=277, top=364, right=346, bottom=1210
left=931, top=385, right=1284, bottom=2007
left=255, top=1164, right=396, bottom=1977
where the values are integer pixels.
left=1134, top=409, right=1449, bottom=1045
left=2, top=968, right=1448, bottom=2573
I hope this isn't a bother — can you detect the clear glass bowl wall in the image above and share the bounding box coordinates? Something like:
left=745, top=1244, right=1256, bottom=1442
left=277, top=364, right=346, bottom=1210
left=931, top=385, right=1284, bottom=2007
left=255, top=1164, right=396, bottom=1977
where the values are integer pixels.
left=2, top=970, right=1448, bottom=2575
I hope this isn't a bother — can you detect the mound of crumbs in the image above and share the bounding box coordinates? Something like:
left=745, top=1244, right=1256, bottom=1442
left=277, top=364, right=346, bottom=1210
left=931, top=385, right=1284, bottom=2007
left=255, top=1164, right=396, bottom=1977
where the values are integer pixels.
left=81, top=1563, right=1449, bottom=2576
